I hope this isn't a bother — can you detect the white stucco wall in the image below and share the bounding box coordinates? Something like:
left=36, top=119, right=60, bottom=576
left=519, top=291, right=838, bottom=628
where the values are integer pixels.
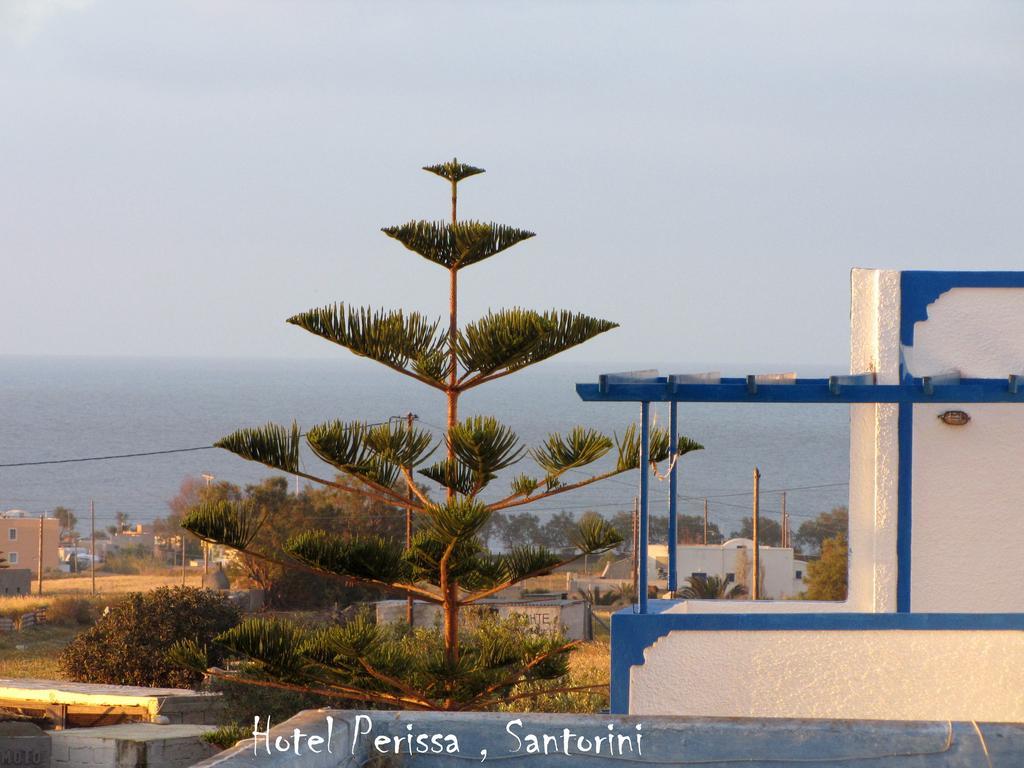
left=904, top=286, right=1024, bottom=612
left=631, top=629, right=1024, bottom=720
left=848, top=268, right=901, bottom=613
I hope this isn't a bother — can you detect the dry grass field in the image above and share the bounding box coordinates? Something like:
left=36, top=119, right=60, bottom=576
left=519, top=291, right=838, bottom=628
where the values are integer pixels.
left=0, top=571, right=203, bottom=682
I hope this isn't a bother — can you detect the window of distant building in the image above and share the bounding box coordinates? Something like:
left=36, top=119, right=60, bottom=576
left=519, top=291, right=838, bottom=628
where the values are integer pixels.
left=7, top=528, right=15, bottom=541
left=726, top=572, right=735, bottom=583
left=795, top=570, right=803, bottom=580
left=8, top=552, right=17, bottom=564
left=691, top=572, right=707, bottom=580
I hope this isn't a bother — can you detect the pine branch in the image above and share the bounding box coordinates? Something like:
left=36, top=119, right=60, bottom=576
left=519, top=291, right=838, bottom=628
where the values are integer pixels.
left=457, top=640, right=580, bottom=710
left=382, top=220, right=535, bottom=270
left=531, top=427, right=613, bottom=477
left=287, top=304, right=448, bottom=387
left=201, top=666, right=433, bottom=710
left=447, top=416, right=525, bottom=486
left=458, top=309, right=617, bottom=385
left=423, top=159, right=485, bottom=183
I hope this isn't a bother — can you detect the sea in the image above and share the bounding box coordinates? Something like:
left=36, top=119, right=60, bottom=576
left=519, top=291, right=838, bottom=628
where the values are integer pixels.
left=0, top=356, right=849, bottom=536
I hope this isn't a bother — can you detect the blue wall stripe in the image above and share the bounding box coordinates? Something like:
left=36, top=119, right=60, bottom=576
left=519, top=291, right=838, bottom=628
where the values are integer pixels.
left=897, top=402, right=913, bottom=613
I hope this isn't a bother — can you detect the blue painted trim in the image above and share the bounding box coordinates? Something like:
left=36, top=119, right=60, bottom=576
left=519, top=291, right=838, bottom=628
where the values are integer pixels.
left=639, top=402, right=650, bottom=614
left=577, top=377, right=1024, bottom=404
left=668, top=402, right=678, bottom=594
left=900, top=271, right=1024, bottom=348
left=610, top=607, right=1024, bottom=714
left=897, top=402, right=913, bottom=613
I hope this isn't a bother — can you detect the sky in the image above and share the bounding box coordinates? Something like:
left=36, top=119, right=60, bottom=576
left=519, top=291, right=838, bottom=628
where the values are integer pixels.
left=1, top=0, right=1022, bottom=368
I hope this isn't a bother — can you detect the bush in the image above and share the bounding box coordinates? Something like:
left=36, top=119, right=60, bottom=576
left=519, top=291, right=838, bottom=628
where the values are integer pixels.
left=46, top=596, right=100, bottom=626
left=201, top=724, right=252, bottom=750
left=59, top=586, right=239, bottom=689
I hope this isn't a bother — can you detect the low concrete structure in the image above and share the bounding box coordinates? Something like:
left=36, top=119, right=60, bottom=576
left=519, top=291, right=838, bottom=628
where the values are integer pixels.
left=0, top=678, right=222, bottom=728
left=49, top=723, right=217, bottom=768
left=0, top=721, right=50, bottom=767
left=375, top=598, right=592, bottom=640
left=0, top=567, right=32, bottom=597
left=192, top=709, right=1024, bottom=766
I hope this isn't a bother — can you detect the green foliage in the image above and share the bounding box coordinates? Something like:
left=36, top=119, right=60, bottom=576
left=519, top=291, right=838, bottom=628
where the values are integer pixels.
left=418, top=458, right=477, bottom=496
left=676, top=574, right=748, bottom=600
left=458, top=309, right=617, bottom=380
left=305, top=420, right=401, bottom=487
left=614, top=424, right=703, bottom=472
left=802, top=533, right=848, bottom=601
left=201, top=724, right=252, bottom=751
left=215, top=422, right=301, bottom=474
left=531, top=427, right=612, bottom=477
left=382, top=221, right=535, bottom=271
left=795, top=506, right=849, bottom=554
left=45, top=596, right=102, bottom=627
left=447, top=416, right=524, bottom=488
left=572, top=515, right=624, bottom=554
left=287, top=304, right=448, bottom=383
left=422, top=159, right=485, bottom=182
left=731, top=516, right=783, bottom=547
left=182, top=500, right=267, bottom=550
left=193, top=611, right=577, bottom=711
left=286, top=530, right=409, bottom=585
left=60, top=587, right=239, bottom=689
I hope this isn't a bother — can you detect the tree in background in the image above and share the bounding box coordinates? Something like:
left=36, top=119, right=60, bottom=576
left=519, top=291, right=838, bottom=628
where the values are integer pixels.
left=731, top=516, right=783, bottom=547
left=677, top=573, right=747, bottom=600
left=802, top=533, right=848, bottom=600
left=795, top=506, right=848, bottom=555
left=53, top=506, right=77, bottom=543
left=239, top=476, right=404, bottom=608
left=177, top=159, right=702, bottom=711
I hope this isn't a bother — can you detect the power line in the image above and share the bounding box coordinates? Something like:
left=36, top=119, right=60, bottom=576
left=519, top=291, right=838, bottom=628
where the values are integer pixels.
left=0, top=444, right=217, bottom=468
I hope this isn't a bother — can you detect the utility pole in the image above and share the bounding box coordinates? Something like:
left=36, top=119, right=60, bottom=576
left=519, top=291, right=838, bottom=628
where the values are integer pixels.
left=752, top=468, right=761, bottom=600
left=781, top=491, right=788, bottom=548
left=181, top=534, right=186, bottom=586
left=90, top=501, right=96, bottom=595
left=703, top=498, right=709, bottom=545
left=37, top=513, right=44, bottom=595
left=201, top=473, right=214, bottom=577
left=405, top=412, right=416, bottom=627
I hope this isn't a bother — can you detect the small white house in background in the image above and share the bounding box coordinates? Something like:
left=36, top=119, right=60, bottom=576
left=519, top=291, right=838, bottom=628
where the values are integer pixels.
left=648, top=539, right=807, bottom=598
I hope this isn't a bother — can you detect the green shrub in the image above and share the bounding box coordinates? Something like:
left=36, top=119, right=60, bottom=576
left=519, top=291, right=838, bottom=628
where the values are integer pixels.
left=201, top=724, right=252, bottom=750
left=59, top=586, right=239, bottom=689
left=46, top=596, right=100, bottom=626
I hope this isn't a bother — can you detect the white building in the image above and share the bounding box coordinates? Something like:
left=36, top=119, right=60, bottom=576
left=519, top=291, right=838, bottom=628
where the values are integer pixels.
left=648, top=539, right=807, bottom=599
left=582, top=269, right=1024, bottom=723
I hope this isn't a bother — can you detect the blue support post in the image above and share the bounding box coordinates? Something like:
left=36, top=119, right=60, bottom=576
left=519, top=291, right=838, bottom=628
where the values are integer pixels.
left=639, top=401, right=650, bottom=614
left=668, top=400, right=678, bottom=594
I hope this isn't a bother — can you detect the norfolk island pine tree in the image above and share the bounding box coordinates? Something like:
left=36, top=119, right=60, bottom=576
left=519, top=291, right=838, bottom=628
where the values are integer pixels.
left=173, top=160, right=703, bottom=711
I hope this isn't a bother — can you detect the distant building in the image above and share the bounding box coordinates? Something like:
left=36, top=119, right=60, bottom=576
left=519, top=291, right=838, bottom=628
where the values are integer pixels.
left=0, top=511, right=60, bottom=573
left=647, top=539, right=807, bottom=599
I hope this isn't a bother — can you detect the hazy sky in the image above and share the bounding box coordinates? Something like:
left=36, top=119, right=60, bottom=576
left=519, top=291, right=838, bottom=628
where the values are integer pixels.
left=2, top=1, right=1022, bottom=367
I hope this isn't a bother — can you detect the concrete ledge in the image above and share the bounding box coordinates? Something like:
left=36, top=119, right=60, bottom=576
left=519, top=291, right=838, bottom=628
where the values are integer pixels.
left=0, top=678, right=222, bottom=725
left=49, top=723, right=218, bottom=768
left=191, top=710, right=1024, bottom=766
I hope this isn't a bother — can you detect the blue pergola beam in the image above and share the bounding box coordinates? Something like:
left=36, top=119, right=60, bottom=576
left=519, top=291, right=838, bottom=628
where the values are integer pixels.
left=639, top=402, right=650, bottom=614
left=577, top=377, right=1024, bottom=404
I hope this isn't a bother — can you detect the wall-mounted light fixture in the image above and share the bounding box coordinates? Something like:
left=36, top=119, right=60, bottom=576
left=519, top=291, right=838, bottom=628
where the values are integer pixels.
left=938, top=410, right=970, bottom=426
